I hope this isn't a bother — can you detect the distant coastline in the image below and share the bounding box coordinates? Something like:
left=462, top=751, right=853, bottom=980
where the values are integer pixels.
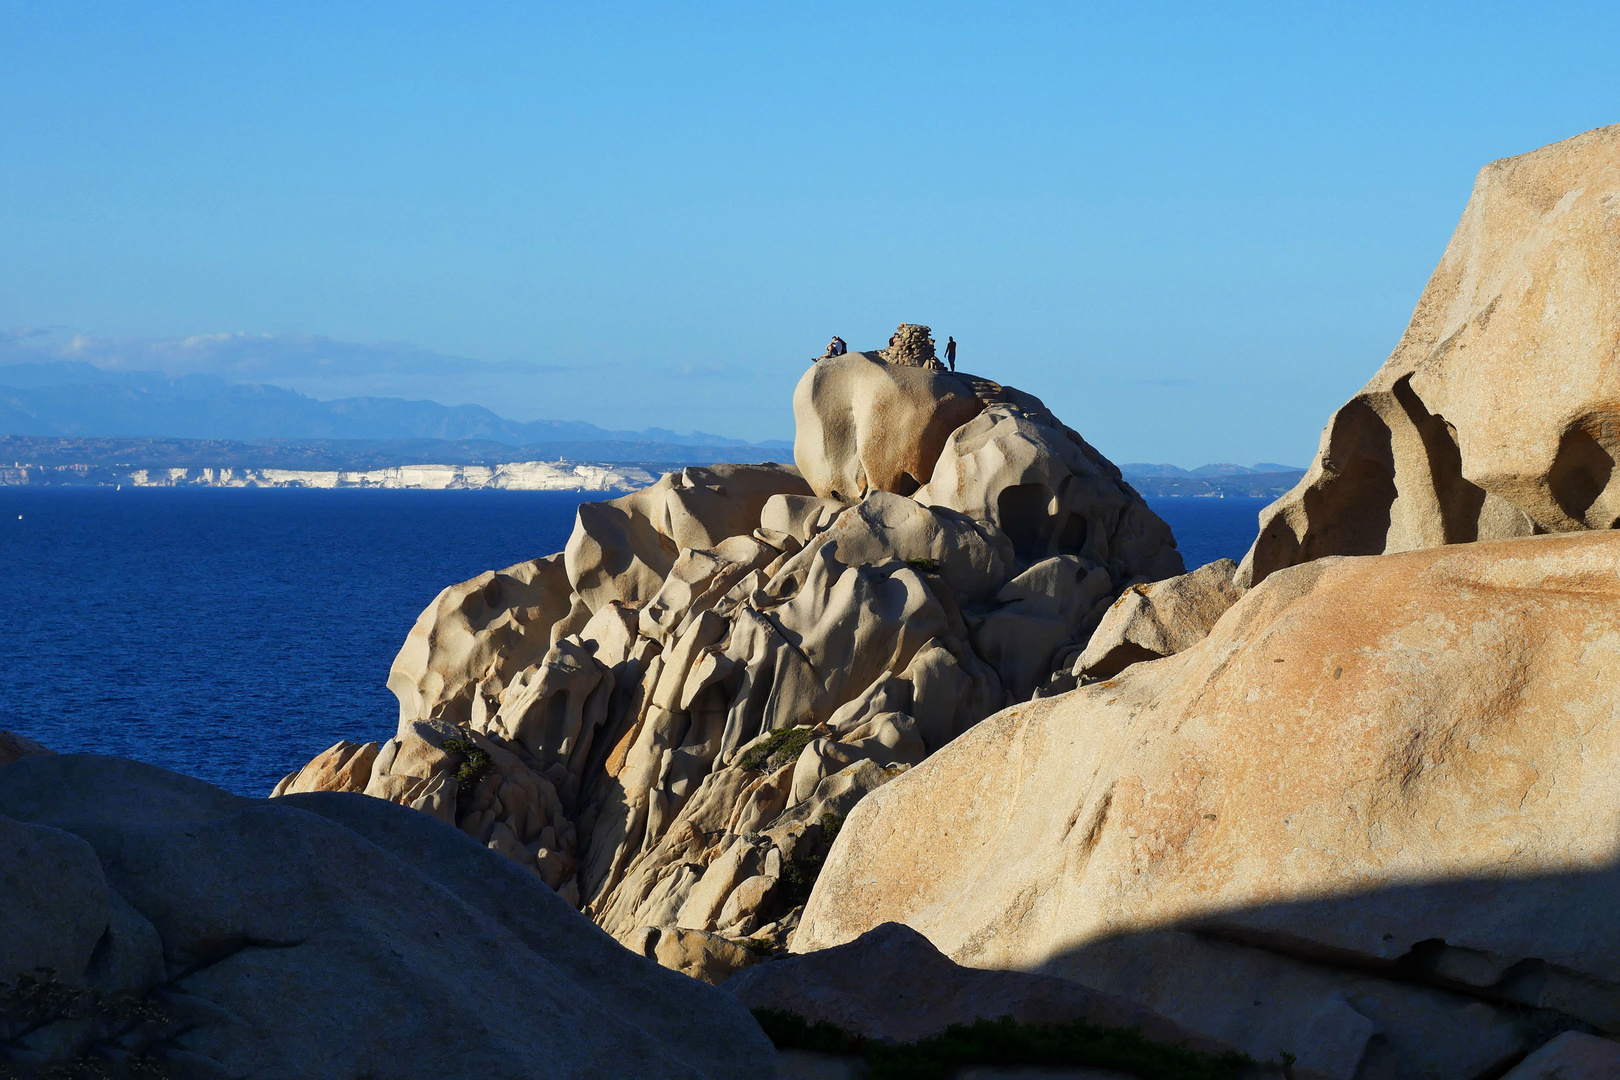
left=0, top=460, right=656, bottom=492
left=0, top=435, right=1306, bottom=497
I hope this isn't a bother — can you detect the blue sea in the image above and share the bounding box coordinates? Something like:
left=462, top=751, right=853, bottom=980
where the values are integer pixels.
left=0, top=489, right=1269, bottom=796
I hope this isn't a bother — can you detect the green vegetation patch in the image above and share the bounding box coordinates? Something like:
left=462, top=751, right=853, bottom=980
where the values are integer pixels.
left=753, top=1009, right=1259, bottom=1080
left=777, top=812, right=846, bottom=908
left=441, top=738, right=493, bottom=788
left=738, top=726, right=816, bottom=773
left=902, top=557, right=942, bottom=572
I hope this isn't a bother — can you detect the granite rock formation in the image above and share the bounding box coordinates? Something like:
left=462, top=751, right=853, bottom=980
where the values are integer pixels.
left=1240, top=123, right=1620, bottom=588
left=799, top=530, right=1620, bottom=1078
left=274, top=352, right=1182, bottom=976
left=0, top=754, right=774, bottom=1079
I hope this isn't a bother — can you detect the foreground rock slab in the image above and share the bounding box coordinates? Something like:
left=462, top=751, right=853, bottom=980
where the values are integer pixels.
left=0, top=754, right=774, bottom=1079
left=799, top=531, right=1620, bottom=1078
left=728, top=922, right=1232, bottom=1053
left=1500, top=1031, right=1620, bottom=1079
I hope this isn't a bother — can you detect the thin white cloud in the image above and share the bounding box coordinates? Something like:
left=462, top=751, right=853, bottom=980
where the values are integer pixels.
left=9, top=330, right=566, bottom=381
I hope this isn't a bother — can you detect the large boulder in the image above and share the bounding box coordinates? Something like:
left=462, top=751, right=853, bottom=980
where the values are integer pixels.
left=792, top=352, right=987, bottom=500
left=1241, top=123, right=1620, bottom=587
left=797, top=531, right=1620, bottom=1078
left=1066, top=557, right=1244, bottom=682
left=0, top=754, right=774, bottom=1079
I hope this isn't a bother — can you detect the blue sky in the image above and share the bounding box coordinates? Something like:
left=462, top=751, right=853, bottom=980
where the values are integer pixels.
left=2, top=2, right=1617, bottom=463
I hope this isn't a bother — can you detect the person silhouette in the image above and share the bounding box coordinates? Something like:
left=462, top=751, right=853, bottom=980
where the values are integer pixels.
left=944, top=336, right=957, bottom=371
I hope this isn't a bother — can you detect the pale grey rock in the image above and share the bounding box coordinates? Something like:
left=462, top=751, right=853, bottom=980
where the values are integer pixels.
left=915, top=392, right=1183, bottom=584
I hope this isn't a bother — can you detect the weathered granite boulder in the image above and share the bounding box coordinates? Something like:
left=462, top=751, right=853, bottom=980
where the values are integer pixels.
left=565, top=463, right=813, bottom=613
left=798, top=531, right=1620, bottom=1078
left=1241, top=124, right=1620, bottom=587
left=915, top=390, right=1182, bottom=583
left=0, top=753, right=775, bottom=1079
left=384, top=554, right=574, bottom=728
left=269, top=738, right=379, bottom=796
left=793, top=352, right=986, bottom=500
left=277, top=349, right=1185, bottom=981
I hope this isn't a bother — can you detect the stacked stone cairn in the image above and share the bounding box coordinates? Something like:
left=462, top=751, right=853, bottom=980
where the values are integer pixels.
left=879, top=323, right=944, bottom=370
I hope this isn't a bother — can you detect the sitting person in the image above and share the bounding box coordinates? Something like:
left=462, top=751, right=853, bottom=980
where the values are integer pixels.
left=814, top=335, right=849, bottom=361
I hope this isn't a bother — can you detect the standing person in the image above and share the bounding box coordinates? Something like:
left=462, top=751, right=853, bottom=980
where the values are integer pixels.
left=945, top=336, right=957, bottom=371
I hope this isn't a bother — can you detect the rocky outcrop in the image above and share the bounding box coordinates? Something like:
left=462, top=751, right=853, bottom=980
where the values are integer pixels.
left=0, top=753, right=774, bottom=1079
left=798, top=530, right=1620, bottom=1078
left=1240, top=124, right=1620, bottom=587
left=727, top=921, right=1233, bottom=1052
left=274, top=357, right=1184, bottom=978
left=1058, top=557, right=1244, bottom=684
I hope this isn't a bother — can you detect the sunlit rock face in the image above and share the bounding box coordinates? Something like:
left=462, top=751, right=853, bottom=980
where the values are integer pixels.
left=1241, top=123, right=1620, bottom=588
left=274, top=349, right=1183, bottom=975
left=799, top=530, right=1620, bottom=1078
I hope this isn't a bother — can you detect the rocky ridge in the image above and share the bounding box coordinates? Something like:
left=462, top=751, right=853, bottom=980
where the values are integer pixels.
left=273, top=335, right=1184, bottom=978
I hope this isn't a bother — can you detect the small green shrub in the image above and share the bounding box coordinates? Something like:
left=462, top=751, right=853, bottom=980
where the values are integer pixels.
left=441, top=738, right=493, bottom=788
left=776, top=812, right=847, bottom=908
left=752, top=1008, right=864, bottom=1055
left=753, top=1009, right=1259, bottom=1080
left=738, top=726, right=816, bottom=773
left=902, top=557, right=942, bottom=572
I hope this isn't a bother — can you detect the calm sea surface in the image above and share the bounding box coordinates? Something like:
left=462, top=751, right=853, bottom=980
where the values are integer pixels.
left=0, top=488, right=1269, bottom=796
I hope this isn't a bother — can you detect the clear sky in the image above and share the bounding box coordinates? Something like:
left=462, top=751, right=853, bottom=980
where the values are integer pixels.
left=2, top=2, right=1617, bottom=464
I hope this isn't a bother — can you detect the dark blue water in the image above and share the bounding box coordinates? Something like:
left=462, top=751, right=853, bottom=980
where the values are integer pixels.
left=1148, top=496, right=1269, bottom=573
left=0, top=489, right=1268, bottom=796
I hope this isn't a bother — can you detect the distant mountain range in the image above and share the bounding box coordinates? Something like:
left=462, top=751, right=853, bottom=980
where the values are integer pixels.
left=0, top=361, right=1304, bottom=491
left=0, top=361, right=790, bottom=459
left=1118, top=462, right=1303, bottom=478
left=1118, top=462, right=1306, bottom=499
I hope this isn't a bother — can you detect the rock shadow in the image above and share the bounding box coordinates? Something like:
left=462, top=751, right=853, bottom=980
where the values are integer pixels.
left=1037, top=865, right=1620, bottom=1080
